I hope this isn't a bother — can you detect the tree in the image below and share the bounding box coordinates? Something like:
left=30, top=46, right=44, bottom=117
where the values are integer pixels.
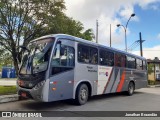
left=0, top=0, right=66, bottom=74
left=148, top=63, right=154, bottom=75
left=0, top=47, right=12, bottom=69
left=0, top=0, right=94, bottom=74
left=46, top=12, right=94, bottom=40
left=81, top=29, right=95, bottom=40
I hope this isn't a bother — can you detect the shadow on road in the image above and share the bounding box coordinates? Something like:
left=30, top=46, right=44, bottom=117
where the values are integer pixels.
left=88, top=91, right=143, bottom=102
left=21, top=100, right=70, bottom=111
left=21, top=91, right=144, bottom=111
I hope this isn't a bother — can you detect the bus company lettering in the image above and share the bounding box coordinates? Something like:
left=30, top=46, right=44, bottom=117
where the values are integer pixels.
left=99, top=72, right=106, bottom=76
left=87, top=66, right=97, bottom=73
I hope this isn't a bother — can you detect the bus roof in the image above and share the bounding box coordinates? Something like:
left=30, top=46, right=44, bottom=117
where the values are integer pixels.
left=33, top=34, right=146, bottom=60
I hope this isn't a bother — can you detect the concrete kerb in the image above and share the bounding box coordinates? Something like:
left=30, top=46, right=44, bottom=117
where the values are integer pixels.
left=148, top=84, right=160, bottom=88
left=0, top=94, right=28, bottom=104
left=0, top=94, right=19, bottom=103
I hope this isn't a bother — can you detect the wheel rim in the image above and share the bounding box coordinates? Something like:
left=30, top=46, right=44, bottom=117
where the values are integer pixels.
left=80, top=88, right=88, bottom=101
left=129, top=83, right=134, bottom=94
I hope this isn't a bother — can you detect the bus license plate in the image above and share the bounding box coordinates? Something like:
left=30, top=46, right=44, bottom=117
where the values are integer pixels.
left=21, top=92, right=27, bottom=97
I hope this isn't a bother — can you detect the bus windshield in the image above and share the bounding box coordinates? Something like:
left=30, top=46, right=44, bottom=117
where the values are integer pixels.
left=19, top=38, right=54, bottom=74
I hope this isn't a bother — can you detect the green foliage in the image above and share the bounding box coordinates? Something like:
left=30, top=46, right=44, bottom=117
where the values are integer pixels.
left=0, top=86, right=17, bottom=95
left=81, top=29, right=95, bottom=40
left=148, top=80, right=155, bottom=85
left=0, top=47, right=13, bottom=69
left=0, top=0, right=94, bottom=74
left=148, top=63, right=154, bottom=75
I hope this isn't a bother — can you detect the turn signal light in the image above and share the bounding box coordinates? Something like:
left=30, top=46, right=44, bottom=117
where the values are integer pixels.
left=52, top=88, right=56, bottom=91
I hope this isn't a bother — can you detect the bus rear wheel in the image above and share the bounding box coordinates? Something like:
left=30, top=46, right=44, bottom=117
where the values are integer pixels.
left=127, top=82, right=135, bottom=96
left=75, top=84, right=89, bottom=105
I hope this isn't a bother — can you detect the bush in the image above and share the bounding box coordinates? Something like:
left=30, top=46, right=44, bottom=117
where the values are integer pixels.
left=148, top=80, right=156, bottom=85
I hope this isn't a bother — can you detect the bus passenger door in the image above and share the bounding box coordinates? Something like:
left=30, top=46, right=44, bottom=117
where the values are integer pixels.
left=48, top=39, right=75, bottom=102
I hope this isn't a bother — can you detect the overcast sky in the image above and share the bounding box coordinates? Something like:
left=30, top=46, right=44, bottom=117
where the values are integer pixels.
left=64, top=0, right=160, bottom=59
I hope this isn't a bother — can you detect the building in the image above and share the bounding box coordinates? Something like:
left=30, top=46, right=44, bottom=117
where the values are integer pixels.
left=147, top=57, right=160, bottom=84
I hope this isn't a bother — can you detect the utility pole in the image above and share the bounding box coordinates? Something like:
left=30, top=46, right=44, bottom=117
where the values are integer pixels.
left=139, top=32, right=144, bottom=57
left=110, top=24, right=111, bottom=47
left=127, top=33, right=145, bottom=54
left=96, top=20, right=98, bottom=43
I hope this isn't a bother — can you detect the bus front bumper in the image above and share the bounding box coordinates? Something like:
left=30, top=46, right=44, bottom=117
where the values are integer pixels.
left=17, top=83, right=44, bottom=102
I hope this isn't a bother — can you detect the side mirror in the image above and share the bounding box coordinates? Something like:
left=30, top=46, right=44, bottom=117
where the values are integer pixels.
left=57, top=40, right=61, bottom=44
left=19, top=46, right=29, bottom=52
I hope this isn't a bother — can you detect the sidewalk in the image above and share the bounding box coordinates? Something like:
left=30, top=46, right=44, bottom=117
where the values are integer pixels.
left=0, top=79, right=18, bottom=103
left=0, top=79, right=16, bottom=86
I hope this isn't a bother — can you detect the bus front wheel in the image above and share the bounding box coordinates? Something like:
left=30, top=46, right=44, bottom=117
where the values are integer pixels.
left=75, top=84, right=89, bottom=105
left=126, top=82, right=135, bottom=96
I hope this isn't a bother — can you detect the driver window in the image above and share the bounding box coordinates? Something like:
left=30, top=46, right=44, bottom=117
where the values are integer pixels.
left=51, top=43, right=75, bottom=75
left=52, top=44, right=75, bottom=67
left=52, top=44, right=60, bottom=66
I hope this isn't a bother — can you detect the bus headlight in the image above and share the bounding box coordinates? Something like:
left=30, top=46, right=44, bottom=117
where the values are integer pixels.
left=34, top=81, right=45, bottom=90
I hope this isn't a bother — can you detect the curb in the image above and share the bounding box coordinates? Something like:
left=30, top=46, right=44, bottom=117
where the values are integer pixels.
left=148, top=85, right=160, bottom=88
left=0, top=94, right=19, bottom=104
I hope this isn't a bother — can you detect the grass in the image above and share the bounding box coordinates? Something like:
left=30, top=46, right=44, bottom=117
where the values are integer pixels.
left=0, top=86, right=17, bottom=95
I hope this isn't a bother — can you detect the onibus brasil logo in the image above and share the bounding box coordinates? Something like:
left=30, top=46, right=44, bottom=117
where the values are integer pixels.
left=1, top=112, right=42, bottom=117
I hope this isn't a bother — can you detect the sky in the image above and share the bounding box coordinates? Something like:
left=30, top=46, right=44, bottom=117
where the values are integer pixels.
left=64, top=0, right=160, bottom=59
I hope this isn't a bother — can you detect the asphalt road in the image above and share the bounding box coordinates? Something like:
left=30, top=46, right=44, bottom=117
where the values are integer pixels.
left=0, top=87, right=160, bottom=120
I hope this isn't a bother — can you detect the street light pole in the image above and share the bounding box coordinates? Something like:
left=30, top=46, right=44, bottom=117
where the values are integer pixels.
left=117, top=24, right=127, bottom=51
left=110, top=24, right=111, bottom=47
left=125, top=28, right=127, bottom=52
left=117, top=13, right=135, bottom=52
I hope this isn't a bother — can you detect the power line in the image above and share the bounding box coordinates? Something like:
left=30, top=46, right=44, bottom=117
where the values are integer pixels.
left=132, top=50, right=160, bottom=51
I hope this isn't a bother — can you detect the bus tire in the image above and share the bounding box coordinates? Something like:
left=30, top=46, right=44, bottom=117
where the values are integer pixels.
left=75, top=84, right=89, bottom=105
left=126, top=82, right=135, bottom=96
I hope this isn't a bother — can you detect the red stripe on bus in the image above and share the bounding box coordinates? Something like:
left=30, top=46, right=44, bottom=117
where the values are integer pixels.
left=102, top=68, right=113, bottom=94
left=116, top=70, right=126, bottom=92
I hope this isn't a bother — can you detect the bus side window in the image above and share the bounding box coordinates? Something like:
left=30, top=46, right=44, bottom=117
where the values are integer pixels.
left=67, top=46, right=75, bottom=66
left=136, top=59, right=143, bottom=70
left=127, top=56, right=136, bottom=69
left=51, top=43, right=75, bottom=75
left=143, top=60, right=146, bottom=70
left=90, top=47, right=98, bottom=64
left=52, top=44, right=60, bottom=66
left=99, top=49, right=114, bottom=66
left=121, top=55, right=126, bottom=67
left=99, top=50, right=105, bottom=65
left=78, top=44, right=90, bottom=63
left=52, top=44, right=75, bottom=67
left=115, top=54, right=121, bottom=67
left=115, top=53, right=126, bottom=67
